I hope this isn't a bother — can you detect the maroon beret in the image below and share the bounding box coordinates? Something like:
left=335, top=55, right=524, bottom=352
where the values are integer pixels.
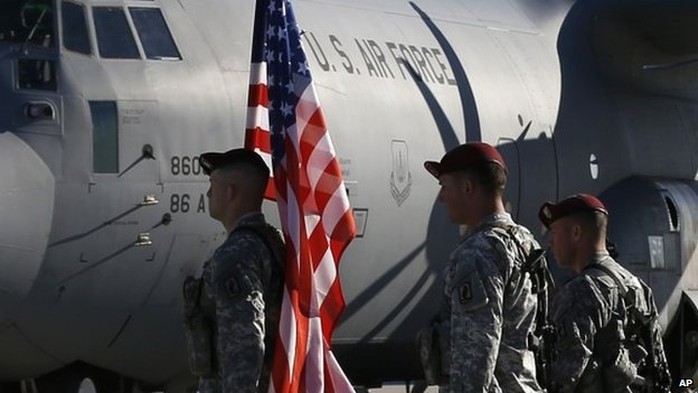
left=424, top=142, right=507, bottom=179
left=199, top=148, right=269, bottom=177
left=539, top=194, right=608, bottom=228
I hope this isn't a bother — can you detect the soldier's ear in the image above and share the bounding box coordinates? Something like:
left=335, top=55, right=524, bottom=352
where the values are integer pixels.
left=571, top=223, right=582, bottom=241
left=460, top=175, right=474, bottom=195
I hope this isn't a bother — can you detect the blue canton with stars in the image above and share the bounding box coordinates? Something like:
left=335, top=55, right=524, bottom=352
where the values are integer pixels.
left=264, top=0, right=313, bottom=166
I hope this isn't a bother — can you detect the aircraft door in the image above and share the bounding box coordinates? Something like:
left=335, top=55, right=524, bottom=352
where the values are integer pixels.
left=600, top=177, right=698, bottom=323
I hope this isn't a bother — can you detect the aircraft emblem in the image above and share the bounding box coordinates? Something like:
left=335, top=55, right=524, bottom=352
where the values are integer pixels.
left=390, top=140, right=412, bottom=206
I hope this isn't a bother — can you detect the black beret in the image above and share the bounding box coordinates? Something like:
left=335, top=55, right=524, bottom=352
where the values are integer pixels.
left=424, top=142, right=507, bottom=179
left=539, top=194, right=608, bottom=228
left=199, top=148, right=269, bottom=177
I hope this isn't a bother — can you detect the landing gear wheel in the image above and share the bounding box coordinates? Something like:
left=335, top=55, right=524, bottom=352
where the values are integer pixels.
left=78, top=378, right=97, bottom=393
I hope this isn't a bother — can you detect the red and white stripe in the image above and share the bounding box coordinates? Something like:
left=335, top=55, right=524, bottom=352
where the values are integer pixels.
left=268, top=82, right=356, bottom=393
left=245, top=61, right=276, bottom=200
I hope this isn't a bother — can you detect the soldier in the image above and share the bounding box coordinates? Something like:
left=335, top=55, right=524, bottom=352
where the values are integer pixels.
left=539, top=194, right=671, bottom=392
left=423, top=142, right=542, bottom=392
left=183, top=148, right=285, bottom=393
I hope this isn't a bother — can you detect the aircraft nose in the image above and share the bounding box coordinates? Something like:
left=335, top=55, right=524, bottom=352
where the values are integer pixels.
left=0, top=131, right=55, bottom=324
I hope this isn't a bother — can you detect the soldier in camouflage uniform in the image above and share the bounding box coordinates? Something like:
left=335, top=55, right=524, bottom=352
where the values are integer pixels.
left=424, top=142, right=541, bottom=392
left=186, top=148, right=285, bottom=393
left=539, top=194, right=671, bottom=392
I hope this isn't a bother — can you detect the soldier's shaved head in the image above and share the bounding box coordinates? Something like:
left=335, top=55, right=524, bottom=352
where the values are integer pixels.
left=216, top=162, right=268, bottom=209
left=567, top=210, right=608, bottom=243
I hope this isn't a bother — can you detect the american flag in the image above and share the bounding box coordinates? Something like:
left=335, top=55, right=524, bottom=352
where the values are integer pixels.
left=245, top=0, right=357, bottom=392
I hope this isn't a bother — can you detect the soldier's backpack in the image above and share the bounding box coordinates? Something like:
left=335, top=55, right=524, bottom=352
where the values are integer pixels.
left=585, top=261, right=671, bottom=392
left=487, top=223, right=556, bottom=389
left=416, top=222, right=555, bottom=387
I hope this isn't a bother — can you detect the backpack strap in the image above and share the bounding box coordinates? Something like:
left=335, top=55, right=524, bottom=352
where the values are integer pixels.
left=582, top=258, right=635, bottom=345
left=233, top=224, right=285, bottom=272
left=583, top=257, right=629, bottom=298
left=582, top=258, right=671, bottom=390
left=485, top=222, right=556, bottom=388
left=485, top=223, right=553, bottom=295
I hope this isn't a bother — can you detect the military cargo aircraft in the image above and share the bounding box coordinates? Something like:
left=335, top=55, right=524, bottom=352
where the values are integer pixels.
left=0, top=0, right=696, bottom=391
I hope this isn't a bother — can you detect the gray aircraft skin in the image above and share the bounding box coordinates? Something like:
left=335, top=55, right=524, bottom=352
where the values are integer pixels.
left=0, top=0, right=697, bottom=391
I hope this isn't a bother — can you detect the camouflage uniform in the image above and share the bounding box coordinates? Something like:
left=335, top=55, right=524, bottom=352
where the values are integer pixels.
left=438, top=212, right=541, bottom=392
left=549, top=253, right=670, bottom=392
left=198, top=212, right=285, bottom=393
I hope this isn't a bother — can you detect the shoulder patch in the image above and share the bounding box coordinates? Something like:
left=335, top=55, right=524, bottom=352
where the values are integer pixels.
left=455, top=269, right=489, bottom=311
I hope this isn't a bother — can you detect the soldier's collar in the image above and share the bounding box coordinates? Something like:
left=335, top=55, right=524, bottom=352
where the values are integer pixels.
left=474, top=212, right=513, bottom=232
left=585, top=251, right=612, bottom=267
left=592, top=251, right=611, bottom=261
left=228, top=211, right=265, bottom=236
left=458, top=212, right=513, bottom=241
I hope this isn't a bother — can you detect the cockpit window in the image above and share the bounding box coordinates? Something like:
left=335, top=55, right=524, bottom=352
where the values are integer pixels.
left=18, top=58, right=56, bottom=90
left=129, top=8, right=181, bottom=60
left=62, top=2, right=91, bottom=54
left=0, top=0, right=54, bottom=48
left=93, top=7, right=140, bottom=59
